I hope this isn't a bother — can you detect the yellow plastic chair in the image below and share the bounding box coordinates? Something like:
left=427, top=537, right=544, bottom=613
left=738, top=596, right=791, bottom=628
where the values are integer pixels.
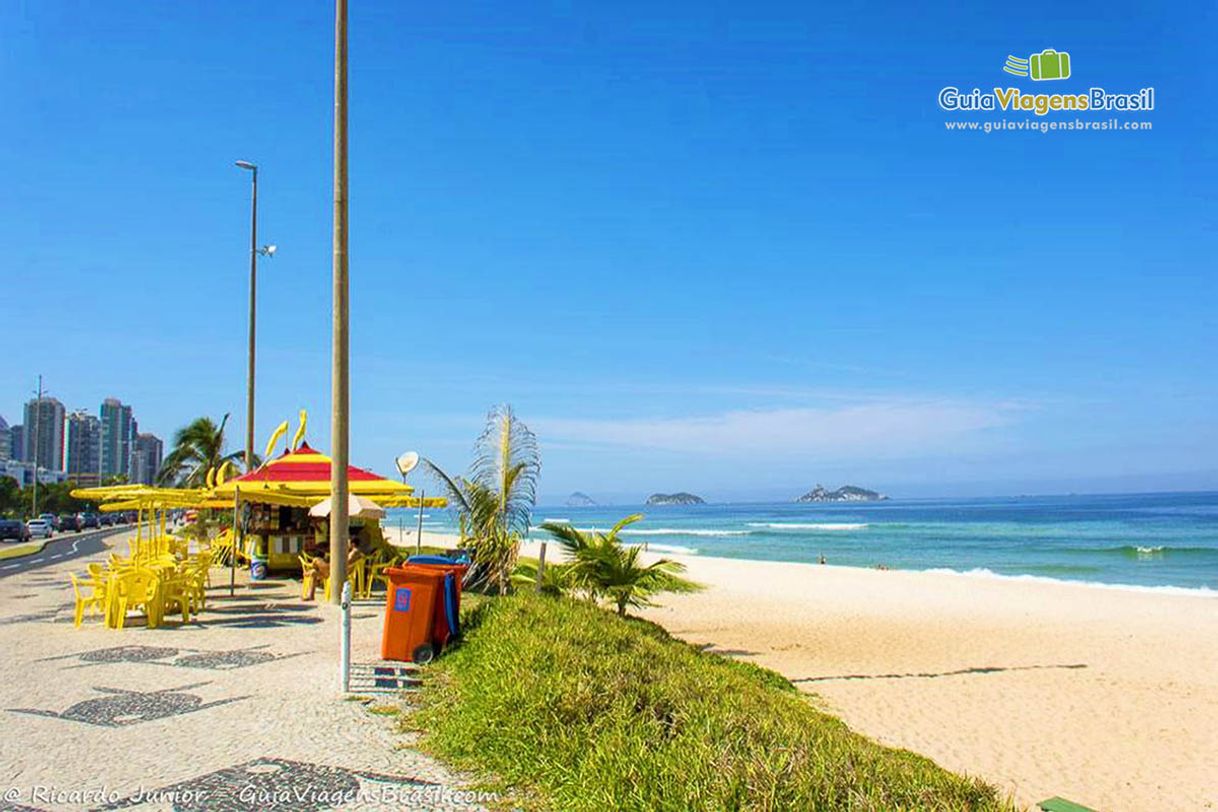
left=187, top=550, right=213, bottom=596
left=69, top=573, right=107, bottom=628
left=210, top=532, right=233, bottom=567
left=196, top=549, right=214, bottom=588
left=363, top=552, right=396, bottom=599
left=299, top=553, right=322, bottom=600
left=108, top=570, right=161, bottom=630
left=158, top=573, right=193, bottom=624
left=350, top=556, right=369, bottom=599
left=299, top=552, right=337, bottom=601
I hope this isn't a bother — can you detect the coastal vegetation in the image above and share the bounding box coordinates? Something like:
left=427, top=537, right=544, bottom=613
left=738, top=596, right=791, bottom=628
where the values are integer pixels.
left=645, top=491, right=705, bottom=505
left=157, top=414, right=250, bottom=487
left=409, top=593, right=1014, bottom=811
left=0, top=478, right=96, bottom=519
left=796, top=484, right=888, bottom=502
left=424, top=404, right=540, bottom=595
left=534, top=513, right=701, bottom=615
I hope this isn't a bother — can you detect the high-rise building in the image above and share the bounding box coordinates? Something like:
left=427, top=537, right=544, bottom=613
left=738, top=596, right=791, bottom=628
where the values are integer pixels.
left=66, top=410, right=103, bottom=485
left=100, top=397, right=135, bottom=479
left=130, top=418, right=139, bottom=474
left=10, top=424, right=24, bottom=463
left=24, top=396, right=66, bottom=472
left=132, top=433, right=163, bottom=485
left=0, top=415, right=10, bottom=461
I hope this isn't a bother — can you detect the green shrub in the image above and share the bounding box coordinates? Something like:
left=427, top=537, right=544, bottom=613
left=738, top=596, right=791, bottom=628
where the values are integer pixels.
left=410, top=593, right=1013, bottom=811
left=538, top=514, right=702, bottom=615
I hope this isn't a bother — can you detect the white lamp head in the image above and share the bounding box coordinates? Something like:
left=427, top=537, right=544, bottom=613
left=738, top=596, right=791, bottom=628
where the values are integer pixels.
left=395, top=451, right=420, bottom=477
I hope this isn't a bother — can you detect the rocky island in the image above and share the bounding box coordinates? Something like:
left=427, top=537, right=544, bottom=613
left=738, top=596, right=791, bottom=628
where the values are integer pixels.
left=645, top=492, right=705, bottom=506
left=566, top=491, right=598, bottom=507
left=796, top=484, right=887, bottom=503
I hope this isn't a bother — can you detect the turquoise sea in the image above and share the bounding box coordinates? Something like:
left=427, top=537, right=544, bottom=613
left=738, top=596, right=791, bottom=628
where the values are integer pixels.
left=393, top=492, right=1218, bottom=594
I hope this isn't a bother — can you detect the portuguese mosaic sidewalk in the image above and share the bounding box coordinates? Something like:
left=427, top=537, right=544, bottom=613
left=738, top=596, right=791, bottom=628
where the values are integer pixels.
left=0, top=532, right=489, bottom=811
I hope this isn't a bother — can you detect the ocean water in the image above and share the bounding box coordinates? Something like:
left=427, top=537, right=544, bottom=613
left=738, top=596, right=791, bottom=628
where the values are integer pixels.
left=388, top=491, right=1218, bottom=594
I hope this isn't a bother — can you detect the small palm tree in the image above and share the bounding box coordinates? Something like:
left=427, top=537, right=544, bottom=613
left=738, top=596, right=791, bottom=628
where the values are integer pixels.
left=156, top=414, right=248, bottom=488
left=541, top=514, right=702, bottom=616
left=510, top=557, right=573, bottom=596
left=425, top=404, right=540, bottom=594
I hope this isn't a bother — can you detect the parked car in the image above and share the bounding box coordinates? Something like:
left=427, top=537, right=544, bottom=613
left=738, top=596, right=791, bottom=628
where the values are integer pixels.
left=0, top=519, right=30, bottom=542
left=39, top=512, right=56, bottom=527
left=58, top=513, right=81, bottom=532
left=25, top=519, right=53, bottom=539
left=80, top=512, right=100, bottom=529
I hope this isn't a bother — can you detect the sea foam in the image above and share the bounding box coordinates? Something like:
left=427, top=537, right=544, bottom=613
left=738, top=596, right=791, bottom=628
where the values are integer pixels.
left=920, top=566, right=1216, bottom=597
left=625, top=542, right=698, bottom=555
left=528, top=526, right=747, bottom=538
left=747, top=522, right=868, bottom=531
left=619, top=528, right=749, bottom=537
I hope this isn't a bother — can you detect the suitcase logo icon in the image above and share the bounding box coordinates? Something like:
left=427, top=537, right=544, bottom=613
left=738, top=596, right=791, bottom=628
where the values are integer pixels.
left=1003, top=49, right=1071, bottom=81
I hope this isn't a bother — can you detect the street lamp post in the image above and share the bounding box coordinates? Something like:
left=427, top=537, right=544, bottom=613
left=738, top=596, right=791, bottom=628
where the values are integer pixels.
left=235, top=161, right=277, bottom=476
left=235, top=160, right=259, bottom=475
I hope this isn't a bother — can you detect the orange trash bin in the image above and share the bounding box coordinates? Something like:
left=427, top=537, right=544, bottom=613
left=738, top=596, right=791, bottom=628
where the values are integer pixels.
left=381, top=566, right=443, bottom=663
left=404, top=560, right=468, bottom=646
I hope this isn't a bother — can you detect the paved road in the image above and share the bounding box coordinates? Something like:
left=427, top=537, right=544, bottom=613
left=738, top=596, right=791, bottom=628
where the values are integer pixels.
left=0, top=526, right=129, bottom=578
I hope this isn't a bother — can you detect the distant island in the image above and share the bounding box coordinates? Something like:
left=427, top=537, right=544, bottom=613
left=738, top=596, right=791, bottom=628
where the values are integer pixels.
left=795, top=484, right=887, bottom=503
left=566, top=491, right=598, bottom=507
left=645, top=492, right=705, bottom=506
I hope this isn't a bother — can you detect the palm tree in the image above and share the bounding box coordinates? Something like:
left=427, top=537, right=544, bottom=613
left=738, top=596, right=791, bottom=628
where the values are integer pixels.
left=424, top=404, right=540, bottom=594
left=541, top=514, right=702, bottom=616
left=156, top=414, right=248, bottom=487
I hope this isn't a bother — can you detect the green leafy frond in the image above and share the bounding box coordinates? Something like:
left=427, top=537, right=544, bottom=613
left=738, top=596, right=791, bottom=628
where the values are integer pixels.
left=158, top=413, right=238, bottom=488
left=422, top=458, right=472, bottom=517
left=470, top=404, right=539, bottom=536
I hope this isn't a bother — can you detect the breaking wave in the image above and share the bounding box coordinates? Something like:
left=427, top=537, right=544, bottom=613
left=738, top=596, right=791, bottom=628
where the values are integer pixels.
left=920, top=567, right=1216, bottom=596
left=625, top=542, right=698, bottom=555
left=747, top=522, right=868, bottom=531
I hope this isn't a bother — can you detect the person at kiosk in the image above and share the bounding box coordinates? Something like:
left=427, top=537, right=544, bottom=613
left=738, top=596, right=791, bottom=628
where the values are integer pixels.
left=303, top=535, right=366, bottom=601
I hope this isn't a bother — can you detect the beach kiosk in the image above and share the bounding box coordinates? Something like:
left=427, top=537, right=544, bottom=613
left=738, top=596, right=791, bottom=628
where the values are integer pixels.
left=211, top=442, right=443, bottom=573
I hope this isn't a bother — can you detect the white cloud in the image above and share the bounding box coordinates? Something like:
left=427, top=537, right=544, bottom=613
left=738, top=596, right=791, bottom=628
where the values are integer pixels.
left=535, top=399, right=1024, bottom=461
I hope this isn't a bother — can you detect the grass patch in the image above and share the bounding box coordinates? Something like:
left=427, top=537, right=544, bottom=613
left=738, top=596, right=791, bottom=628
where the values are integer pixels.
left=0, top=540, right=47, bottom=561
left=410, top=593, right=1014, bottom=811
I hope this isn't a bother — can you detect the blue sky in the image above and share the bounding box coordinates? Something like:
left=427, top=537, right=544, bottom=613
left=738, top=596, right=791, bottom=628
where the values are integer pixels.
left=3, top=1, right=1215, bottom=503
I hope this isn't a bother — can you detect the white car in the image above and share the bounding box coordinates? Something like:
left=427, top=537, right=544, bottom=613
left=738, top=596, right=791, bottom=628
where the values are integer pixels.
left=25, top=519, right=53, bottom=539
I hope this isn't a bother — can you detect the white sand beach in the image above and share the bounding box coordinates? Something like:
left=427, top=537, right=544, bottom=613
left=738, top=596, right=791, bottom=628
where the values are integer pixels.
left=458, top=532, right=1216, bottom=812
